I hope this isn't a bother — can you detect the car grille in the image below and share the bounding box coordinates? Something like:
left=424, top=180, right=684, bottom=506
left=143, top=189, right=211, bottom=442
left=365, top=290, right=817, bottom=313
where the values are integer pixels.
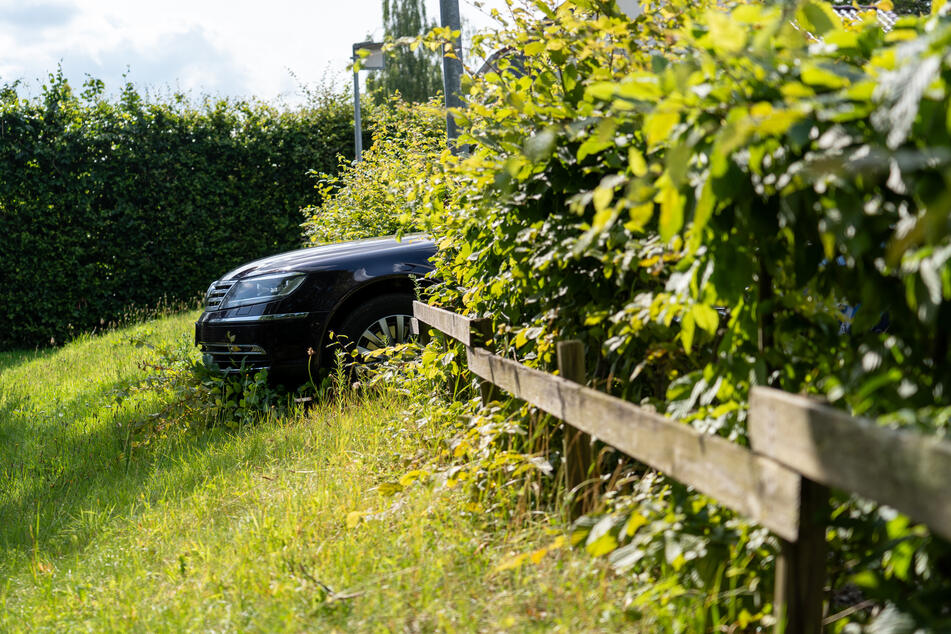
left=200, top=343, right=268, bottom=371
left=205, top=281, right=236, bottom=310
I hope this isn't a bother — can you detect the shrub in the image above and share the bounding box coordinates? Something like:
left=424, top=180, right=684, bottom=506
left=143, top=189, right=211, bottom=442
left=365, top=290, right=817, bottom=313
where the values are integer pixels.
left=123, top=335, right=291, bottom=434
left=301, top=94, right=446, bottom=245
left=401, top=0, right=951, bottom=628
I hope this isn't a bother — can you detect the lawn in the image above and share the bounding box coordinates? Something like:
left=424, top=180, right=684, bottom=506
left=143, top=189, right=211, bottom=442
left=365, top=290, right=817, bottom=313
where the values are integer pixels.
left=0, top=313, right=649, bottom=632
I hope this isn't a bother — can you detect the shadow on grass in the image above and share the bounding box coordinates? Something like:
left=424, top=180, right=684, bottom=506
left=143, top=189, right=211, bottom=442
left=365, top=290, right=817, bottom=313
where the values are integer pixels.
left=0, top=348, right=57, bottom=374
left=0, top=370, right=253, bottom=568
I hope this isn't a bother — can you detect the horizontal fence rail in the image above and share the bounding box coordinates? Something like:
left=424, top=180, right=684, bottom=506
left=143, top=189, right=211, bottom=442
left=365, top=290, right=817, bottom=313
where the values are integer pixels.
left=750, top=387, right=951, bottom=542
left=465, top=346, right=803, bottom=541
left=411, top=302, right=491, bottom=348
left=412, top=301, right=951, bottom=633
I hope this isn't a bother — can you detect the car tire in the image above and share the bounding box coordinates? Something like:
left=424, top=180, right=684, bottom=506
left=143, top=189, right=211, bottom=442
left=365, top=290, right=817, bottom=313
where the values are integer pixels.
left=334, top=292, right=417, bottom=364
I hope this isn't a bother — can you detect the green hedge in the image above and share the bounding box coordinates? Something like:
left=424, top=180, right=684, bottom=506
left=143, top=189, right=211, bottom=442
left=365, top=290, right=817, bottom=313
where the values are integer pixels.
left=0, top=72, right=355, bottom=349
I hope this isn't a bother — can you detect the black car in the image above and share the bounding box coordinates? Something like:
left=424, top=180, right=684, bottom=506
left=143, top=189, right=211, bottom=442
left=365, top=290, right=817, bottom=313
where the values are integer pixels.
left=195, top=234, right=436, bottom=383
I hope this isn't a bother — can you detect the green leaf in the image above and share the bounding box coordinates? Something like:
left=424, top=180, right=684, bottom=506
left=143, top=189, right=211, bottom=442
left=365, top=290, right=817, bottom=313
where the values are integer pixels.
left=628, top=147, right=648, bottom=177
left=659, top=182, right=685, bottom=242
left=586, top=532, right=619, bottom=557
left=797, top=0, right=841, bottom=36
left=586, top=82, right=617, bottom=102
left=523, top=129, right=557, bottom=162
left=577, top=136, right=613, bottom=162
left=593, top=189, right=614, bottom=216
left=704, top=10, right=747, bottom=55
left=688, top=179, right=715, bottom=250
left=378, top=482, right=403, bottom=496
left=614, top=75, right=662, bottom=101
left=800, top=62, right=851, bottom=89
left=523, top=41, right=545, bottom=56
left=626, top=202, right=654, bottom=232
left=645, top=111, right=679, bottom=148
left=681, top=309, right=696, bottom=353
left=692, top=304, right=720, bottom=335
left=346, top=511, right=364, bottom=528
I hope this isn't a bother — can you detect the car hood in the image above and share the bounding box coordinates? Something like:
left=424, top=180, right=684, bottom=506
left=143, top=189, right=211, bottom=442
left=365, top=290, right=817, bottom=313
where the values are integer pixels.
left=220, top=234, right=435, bottom=280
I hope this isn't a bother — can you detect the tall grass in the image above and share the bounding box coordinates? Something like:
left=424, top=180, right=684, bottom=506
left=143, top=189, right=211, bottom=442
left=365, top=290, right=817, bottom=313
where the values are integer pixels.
left=0, top=312, right=664, bottom=631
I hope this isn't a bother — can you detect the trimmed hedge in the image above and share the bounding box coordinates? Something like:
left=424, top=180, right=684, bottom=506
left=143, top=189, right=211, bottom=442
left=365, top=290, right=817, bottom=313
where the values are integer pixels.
left=0, top=72, right=355, bottom=349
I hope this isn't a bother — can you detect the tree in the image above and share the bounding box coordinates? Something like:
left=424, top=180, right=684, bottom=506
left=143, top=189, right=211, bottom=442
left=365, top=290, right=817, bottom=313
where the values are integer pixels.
left=366, top=0, right=443, bottom=103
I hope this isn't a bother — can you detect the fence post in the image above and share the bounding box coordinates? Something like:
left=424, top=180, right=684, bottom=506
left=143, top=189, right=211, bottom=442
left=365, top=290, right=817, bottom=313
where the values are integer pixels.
left=773, top=477, right=828, bottom=634
left=470, top=319, right=495, bottom=406
left=557, top=340, right=593, bottom=518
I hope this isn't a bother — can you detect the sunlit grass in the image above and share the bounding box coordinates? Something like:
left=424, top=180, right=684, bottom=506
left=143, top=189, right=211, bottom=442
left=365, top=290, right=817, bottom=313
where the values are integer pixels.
left=0, top=313, right=654, bottom=631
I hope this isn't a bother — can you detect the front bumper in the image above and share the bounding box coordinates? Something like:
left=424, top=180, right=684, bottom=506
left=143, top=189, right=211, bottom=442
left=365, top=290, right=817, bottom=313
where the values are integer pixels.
left=195, top=308, right=328, bottom=378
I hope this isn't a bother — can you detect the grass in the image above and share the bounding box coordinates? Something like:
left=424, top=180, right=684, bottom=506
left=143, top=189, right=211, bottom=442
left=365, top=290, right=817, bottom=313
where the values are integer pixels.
left=0, top=312, right=651, bottom=632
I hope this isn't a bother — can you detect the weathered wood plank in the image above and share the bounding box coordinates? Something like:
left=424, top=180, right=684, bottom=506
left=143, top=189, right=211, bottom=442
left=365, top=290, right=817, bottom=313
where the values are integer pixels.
left=749, top=386, right=951, bottom=542
left=773, top=478, right=828, bottom=634
left=467, top=347, right=803, bottom=541
left=412, top=301, right=491, bottom=348
left=557, top=340, right=594, bottom=517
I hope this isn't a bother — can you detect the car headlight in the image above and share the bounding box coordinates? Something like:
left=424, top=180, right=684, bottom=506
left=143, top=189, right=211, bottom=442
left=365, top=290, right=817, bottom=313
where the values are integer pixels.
left=219, top=272, right=306, bottom=309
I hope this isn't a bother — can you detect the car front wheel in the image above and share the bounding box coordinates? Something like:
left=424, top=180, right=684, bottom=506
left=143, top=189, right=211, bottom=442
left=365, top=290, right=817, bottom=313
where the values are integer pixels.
left=335, top=292, right=416, bottom=361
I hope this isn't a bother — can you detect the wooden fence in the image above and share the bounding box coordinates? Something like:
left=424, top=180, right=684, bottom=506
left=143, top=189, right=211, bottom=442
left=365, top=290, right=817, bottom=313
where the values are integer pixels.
left=412, top=301, right=951, bottom=634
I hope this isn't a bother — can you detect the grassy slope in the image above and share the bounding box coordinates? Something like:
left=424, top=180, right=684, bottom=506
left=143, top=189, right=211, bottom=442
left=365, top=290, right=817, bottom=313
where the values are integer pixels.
left=0, top=313, right=645, bottom=632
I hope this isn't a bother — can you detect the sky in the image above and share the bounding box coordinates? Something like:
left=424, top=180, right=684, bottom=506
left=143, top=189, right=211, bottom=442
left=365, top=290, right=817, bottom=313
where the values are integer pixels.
left=0, top=0, right=512, bottom=104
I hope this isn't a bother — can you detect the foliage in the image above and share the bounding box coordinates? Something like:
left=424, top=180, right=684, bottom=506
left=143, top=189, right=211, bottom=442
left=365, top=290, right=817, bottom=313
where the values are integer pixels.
left=131, top=335, right=291, bottom=433
left=894, top=0, right=931, bottom=15
left=365, top=0, right=444, bottom=103
left=394, top=0, right=951, bottom=629
left=301, top=95, right=446, bottom=245
left=0, top=71, right=354, bottom=349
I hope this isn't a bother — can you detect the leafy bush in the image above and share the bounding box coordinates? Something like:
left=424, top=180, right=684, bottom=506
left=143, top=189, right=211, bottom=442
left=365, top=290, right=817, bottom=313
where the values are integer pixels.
left=394, top=0, right=951, bottom=629
left=301, top=94, right=445, bottom=245
left=127, top=336, right=291, bottom=434
left=0, top=72, right=354, bottom=349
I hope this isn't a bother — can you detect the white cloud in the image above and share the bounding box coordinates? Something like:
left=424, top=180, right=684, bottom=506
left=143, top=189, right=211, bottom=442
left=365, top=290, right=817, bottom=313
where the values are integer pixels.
left=0, top=1, right=79, bottom=29
left=0, top=0, right=516, bottom=102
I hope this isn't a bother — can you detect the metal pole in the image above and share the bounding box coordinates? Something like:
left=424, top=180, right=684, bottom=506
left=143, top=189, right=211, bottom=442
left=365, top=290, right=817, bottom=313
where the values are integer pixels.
left=438, top=0, right=463, bottom=153
left=353, top=66, right=363, bottom=161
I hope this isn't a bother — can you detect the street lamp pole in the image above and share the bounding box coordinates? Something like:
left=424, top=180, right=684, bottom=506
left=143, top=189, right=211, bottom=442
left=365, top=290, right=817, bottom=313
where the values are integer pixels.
left=351, top=41, right=385, bottom=162
left=438, top=0, right=463, bottom=153
left=353, top=64, right=363, bottom=161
